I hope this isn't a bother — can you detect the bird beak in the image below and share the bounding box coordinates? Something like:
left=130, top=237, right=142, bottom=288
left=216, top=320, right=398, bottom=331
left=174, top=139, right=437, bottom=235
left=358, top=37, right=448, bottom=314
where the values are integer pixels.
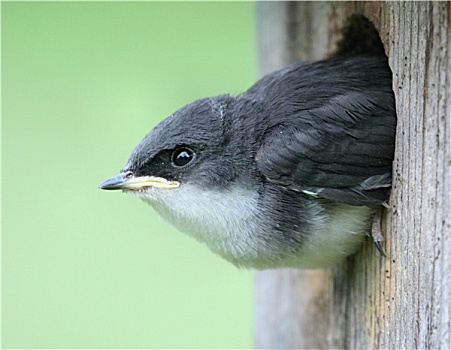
left=99, top=173, right=180, bottom=191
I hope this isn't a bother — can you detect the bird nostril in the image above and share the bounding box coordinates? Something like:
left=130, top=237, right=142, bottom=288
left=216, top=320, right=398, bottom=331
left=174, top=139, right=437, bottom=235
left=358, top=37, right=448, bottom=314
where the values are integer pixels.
left=125, top=171, right=133, bottom=179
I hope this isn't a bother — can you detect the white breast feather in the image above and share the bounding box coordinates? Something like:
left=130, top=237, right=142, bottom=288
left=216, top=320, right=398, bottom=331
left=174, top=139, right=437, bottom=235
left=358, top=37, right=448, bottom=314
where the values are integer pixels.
left=131, top=184, right=373, bottom=269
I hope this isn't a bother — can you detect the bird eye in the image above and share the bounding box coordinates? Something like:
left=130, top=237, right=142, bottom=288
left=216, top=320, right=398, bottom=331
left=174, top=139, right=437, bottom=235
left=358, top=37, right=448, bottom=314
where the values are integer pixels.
left=171, top=147, right=195, bottom=167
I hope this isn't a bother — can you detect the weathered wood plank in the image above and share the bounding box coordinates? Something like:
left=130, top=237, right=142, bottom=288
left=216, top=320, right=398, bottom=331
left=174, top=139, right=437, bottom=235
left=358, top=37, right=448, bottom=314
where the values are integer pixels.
left=255, top=2, right=450, bottom=349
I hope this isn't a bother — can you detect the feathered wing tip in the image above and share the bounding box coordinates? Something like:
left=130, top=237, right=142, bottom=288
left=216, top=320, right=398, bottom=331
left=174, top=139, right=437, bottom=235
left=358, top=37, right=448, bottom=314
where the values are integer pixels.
left=333, top=14, right=386, bottom=58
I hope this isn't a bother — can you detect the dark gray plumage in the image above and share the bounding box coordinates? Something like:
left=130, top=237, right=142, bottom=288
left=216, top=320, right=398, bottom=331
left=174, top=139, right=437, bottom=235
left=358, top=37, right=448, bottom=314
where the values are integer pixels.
left=100, top=15, right=397, bottom=268
left=100, top=53, right=396, bottom=269
left=248, top=55, right=395, bottom=208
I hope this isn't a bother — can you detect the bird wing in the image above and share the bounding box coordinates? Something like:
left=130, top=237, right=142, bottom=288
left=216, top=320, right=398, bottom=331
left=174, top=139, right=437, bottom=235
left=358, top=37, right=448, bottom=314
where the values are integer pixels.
left=255, top=89, right=396, bottom=208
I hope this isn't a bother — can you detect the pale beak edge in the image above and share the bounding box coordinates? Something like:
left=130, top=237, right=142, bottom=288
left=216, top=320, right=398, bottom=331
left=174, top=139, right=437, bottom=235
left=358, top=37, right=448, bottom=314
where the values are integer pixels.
left=100, top=174, right=179, bottom=191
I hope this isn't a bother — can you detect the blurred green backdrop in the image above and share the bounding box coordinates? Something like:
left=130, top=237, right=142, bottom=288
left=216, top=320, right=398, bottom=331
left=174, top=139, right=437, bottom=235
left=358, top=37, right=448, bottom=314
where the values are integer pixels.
left=2, top=2, right=256, bottom=348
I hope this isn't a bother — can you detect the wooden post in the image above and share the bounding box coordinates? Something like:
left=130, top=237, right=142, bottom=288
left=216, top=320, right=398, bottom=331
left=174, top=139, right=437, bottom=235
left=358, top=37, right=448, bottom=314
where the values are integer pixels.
left=255, top=2, right=450, bottom=349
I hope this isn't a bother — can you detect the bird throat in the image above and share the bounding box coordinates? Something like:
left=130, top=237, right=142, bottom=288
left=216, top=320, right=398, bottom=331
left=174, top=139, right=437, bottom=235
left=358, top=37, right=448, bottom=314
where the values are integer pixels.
left=133, top=184, right=264, bottom=263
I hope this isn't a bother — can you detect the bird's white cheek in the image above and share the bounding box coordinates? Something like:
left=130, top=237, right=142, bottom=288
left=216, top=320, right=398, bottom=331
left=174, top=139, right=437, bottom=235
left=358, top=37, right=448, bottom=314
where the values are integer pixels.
left=131, top=184, right=260, bottom=248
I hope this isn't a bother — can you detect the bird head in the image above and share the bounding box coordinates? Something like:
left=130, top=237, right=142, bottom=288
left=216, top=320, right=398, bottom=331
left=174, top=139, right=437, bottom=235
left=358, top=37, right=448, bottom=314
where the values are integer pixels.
left=99, top=95, right=248, bottom=198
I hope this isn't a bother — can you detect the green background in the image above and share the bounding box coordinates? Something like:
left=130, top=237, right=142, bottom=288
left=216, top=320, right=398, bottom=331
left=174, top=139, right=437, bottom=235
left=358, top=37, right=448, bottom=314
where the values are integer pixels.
left=2, top=2, right=256, bottom=348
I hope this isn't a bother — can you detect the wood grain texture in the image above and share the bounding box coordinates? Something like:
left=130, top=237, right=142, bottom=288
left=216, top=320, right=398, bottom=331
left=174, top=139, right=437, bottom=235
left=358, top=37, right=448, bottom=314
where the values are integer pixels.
left=255, top=2, right=450, bottom=349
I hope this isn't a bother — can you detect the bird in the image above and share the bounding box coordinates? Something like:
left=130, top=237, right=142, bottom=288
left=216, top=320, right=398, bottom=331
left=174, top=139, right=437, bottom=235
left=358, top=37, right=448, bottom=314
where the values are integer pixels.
left=100, top=17, right=396, bottom=270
